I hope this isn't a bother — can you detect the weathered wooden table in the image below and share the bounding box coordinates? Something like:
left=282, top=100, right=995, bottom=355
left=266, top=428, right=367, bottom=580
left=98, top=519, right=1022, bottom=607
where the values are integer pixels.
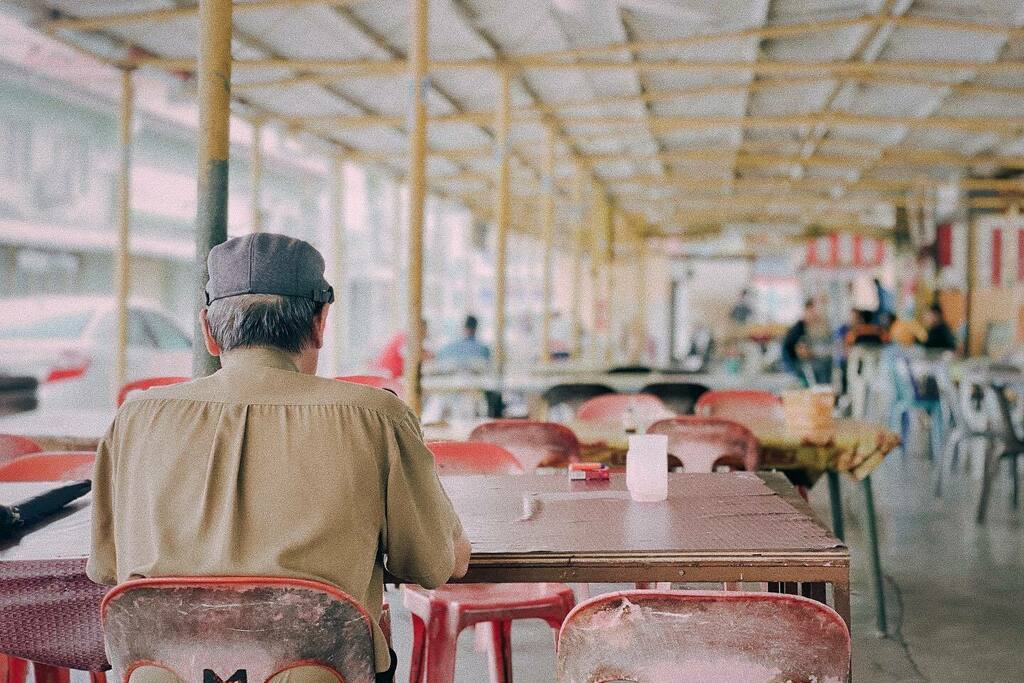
left=0, top=472, right=849, bottom=672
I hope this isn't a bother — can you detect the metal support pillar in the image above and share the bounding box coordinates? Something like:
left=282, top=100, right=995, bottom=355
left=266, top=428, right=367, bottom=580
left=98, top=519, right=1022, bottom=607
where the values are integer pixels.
left=402, top=0, right=428, bottom=413
left=493, top=67, right=512, bottom=379
left=112, top=68, right=133, bottom=404
left=570, top=172, right=585, bottom=359
left=540, top=127, right=556, bottom=363
left=327, top=154, right=346, bottom=376
left=250, top=120, right=264, bottom=233
left=192, top=0, right=233, bottom=377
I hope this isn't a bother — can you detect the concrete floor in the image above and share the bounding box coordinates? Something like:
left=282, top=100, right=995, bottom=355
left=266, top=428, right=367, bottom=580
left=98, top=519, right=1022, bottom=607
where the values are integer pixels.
left=384, top=453, right=1024, bottom=682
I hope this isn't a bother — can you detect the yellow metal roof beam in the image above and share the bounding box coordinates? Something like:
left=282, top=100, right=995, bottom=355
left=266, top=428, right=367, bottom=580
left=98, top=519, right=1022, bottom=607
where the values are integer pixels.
left=138, top=56, right=1024, bottom=77
left=44, top=0, right=365, bottom=32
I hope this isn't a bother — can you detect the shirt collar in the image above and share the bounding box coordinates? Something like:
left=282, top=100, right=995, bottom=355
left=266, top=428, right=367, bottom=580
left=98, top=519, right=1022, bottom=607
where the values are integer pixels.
left=219, top=347, right=300, bottom=373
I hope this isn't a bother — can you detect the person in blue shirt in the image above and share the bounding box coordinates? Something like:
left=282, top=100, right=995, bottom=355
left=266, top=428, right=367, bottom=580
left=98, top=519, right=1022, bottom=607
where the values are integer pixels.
left=436, top=315, right=491, bottom=368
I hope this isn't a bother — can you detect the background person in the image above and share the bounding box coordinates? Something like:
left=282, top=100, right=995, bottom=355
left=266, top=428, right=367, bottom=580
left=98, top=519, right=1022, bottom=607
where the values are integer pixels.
left=88, top=234, right=470, bottom=683
left=435, top=314, right=490, bottom=369
left=921, top=303, right=958, bottom=351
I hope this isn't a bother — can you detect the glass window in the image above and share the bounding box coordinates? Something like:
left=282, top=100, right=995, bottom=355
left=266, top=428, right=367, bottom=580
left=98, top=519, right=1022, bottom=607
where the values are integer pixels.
left=140, top=311, right=191, bottom=350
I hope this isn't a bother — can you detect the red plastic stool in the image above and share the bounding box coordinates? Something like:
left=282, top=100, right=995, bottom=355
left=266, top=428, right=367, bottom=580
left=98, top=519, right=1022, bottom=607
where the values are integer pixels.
left=402, top=582, right=575, bottom=683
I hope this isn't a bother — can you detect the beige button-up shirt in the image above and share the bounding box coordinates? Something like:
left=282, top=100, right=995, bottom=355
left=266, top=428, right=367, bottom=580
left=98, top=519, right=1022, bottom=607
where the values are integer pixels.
left=87, top=347, right=463, bottom=672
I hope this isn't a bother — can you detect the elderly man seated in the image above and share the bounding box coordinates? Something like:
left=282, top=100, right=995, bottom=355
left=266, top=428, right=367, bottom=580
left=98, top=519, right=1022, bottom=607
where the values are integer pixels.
left=88, top=233, right=470, bottom=683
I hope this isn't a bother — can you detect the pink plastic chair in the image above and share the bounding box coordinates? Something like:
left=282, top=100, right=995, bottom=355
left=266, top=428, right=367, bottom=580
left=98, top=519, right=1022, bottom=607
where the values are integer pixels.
left=0, top=450, right=100, bottom=683
left=101, top=577, right=377, bottom=683
left=575, top=393, right=674, bottom=423
left=117, top=376, right=189, bottom=407
left=402, top=444, right=575, bottom=683
left=694, top=389, right=783, bottom=424
left=0, top=434, right=42, bottom=465
left=646, top=416, right=761, bottom=473
left=426, top=441, right=525, bottom=475
left=336, top=374, right=403, bottom=397
left=556, top=590, right=850, bottom=683
left=468, top=420, right=581, bottom=472
left=0, top=452, right=94, bottom=482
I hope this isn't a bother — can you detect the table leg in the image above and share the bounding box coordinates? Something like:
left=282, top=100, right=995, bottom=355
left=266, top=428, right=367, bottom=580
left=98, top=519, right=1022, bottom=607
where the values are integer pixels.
left=827, top=470, right=845, bottom=540
left=862, top=475, right=888, bottom=635
left=833, top=579, right=851, bottom=632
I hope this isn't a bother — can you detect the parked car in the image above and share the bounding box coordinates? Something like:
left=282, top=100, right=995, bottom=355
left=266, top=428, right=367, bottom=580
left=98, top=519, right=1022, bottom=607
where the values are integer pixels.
left=0, top=296, right=192, bottom=410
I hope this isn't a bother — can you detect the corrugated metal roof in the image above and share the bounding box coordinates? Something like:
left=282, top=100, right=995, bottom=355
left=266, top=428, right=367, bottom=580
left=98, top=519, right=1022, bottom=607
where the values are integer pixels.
left=3, top=0, right=1023, bottom=238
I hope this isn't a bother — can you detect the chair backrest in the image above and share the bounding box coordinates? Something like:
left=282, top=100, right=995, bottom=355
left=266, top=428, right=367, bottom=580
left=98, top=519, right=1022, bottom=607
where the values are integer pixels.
left=646, top=416, right=760, bottom=473
left=887, top=352, right=923, bottom=403
left=640, top=382, right=710, bottom=415
left=540, top=384, right=616, bottom=413
left=576, top=393, right=674, bottom=423
left=101, top=577, right=377, bottom=683
left=556, top=590, right=850, bottom=683
left=117, top=376, right=190, bottom=407
left=335, top=375, right=403, bottom=397
left=0, top=452, right=95, bottom=481
left=693, top=390, right=783, bottom=424
left=426, top=441, right=525, bottom=475
left=468, top=420, right=580, bottom=471
left=0, top=434, right=42, bottom=464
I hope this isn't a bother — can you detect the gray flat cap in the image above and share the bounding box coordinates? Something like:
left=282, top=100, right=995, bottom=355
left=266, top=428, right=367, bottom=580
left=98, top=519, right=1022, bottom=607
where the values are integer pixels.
left=205, top=233, right=334, bottom=305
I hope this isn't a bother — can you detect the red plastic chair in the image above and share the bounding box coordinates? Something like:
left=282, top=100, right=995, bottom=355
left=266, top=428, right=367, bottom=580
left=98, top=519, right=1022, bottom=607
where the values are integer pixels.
left=101, top=577, right=377, bottom=683
left=426, top=441, right=525, bottom=475
left=0, top=450, right=99, bottom=683
left=0, top=452, right=95, bottom=482
left=556, top=590, right=850, bottom=683
left=694, top=389, right=783, bottom=424
left=402, top=444, right=575, bottom=683
left=468, top=420, right=581, bottom=471
left=646, top=416, right=761, bottom=473
left=336, top=374, right=403, bottom=397
left=0, top=434, right=42, bottom=465
left=117, top=376, right=189, bottom=407
left=575, top=393, right=674, bottom=423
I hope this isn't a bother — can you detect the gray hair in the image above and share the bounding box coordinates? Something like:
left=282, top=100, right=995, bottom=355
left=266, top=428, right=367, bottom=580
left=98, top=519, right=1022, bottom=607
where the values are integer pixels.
left=205, top=294, right=323, bottom=354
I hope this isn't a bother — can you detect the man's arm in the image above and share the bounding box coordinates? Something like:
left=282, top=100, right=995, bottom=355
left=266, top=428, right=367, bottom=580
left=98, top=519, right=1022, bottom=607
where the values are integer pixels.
left=86, top=423, right=118, bottom=585
left=383, top=408, right=469, bottom=588
left=451, top=527, right=471, bottom=579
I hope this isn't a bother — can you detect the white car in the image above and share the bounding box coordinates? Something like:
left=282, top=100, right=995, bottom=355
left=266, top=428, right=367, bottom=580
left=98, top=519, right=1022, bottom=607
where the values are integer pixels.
left=0, top=296, right=193, bottom=412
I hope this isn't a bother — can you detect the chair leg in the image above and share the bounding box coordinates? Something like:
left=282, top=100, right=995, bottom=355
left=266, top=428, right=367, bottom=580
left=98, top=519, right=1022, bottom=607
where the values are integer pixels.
left=935, top=431, right=960, bottom=497
left=485, top=621, right=513, bottom=683
left=423, top=620, right=459, bottom=683
left=1009, top=454, right=1019, bottom=510
left=977, top=443, right=999, bottom=524
left=929, top=408, right=943, bottom=463
left=408, top=614, right=426, bottom=683
left=88, top=674, right=107, bottom=683
left=900, top=410, right=911, bottom=457
left=862, top=476, right=887, bottom=635
left=31, top=666, right=69, bottom=683
left=826, top=470, right=844, bottom=540
left=7, top=658, right=28, bottom=683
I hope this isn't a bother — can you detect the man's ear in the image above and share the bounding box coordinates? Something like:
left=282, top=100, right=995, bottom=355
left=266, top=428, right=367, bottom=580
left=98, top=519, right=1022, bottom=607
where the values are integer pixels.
left=200, top=309, right=221, bottom=357
left=311, top=304, right=330, bottom=350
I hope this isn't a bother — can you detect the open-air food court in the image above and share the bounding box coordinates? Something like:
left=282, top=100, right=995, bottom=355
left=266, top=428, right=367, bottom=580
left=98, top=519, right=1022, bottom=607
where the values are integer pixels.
left=1, top=1, right=1023, bottom=681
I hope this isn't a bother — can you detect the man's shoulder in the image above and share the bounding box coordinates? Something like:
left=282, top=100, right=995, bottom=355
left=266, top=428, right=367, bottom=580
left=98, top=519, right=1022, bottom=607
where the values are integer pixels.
left=120, top=370, right=411, bottom=422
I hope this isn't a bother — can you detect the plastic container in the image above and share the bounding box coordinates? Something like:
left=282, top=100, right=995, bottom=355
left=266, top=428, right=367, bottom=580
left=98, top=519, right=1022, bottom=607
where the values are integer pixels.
left=626, top=434, right=669, bottom=502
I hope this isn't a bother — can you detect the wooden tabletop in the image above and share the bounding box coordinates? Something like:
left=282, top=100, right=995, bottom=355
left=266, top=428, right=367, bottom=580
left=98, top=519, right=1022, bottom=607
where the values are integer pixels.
left=1, top=472, right=843, bottom=566
left=0, top=473, right=850, bottom=626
